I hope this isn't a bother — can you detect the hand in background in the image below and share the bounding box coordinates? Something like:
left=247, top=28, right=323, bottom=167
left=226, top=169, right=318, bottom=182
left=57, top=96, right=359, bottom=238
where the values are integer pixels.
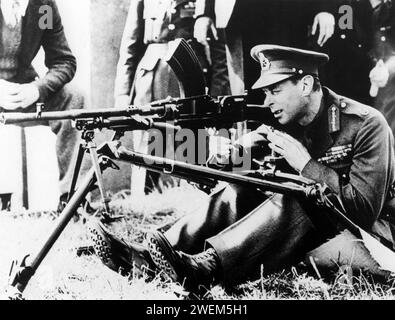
left=194, top=16, right=218, bottom=65
left=369, top=60, right=390, bottom=97
left=0, top=80, right=40, bottom=110
left=312, top=12, right=335, bottom=47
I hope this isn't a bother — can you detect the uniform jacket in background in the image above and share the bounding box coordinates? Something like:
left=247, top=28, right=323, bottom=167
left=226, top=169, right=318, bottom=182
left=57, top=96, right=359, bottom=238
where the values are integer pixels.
left=0, top=0, right=76, bottom=102
left=114, top=0, right=200, bottom=99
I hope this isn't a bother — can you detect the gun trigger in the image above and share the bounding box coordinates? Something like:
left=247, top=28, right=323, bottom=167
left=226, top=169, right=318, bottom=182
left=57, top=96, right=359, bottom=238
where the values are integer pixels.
left=107, top=159, right=120, bottom=170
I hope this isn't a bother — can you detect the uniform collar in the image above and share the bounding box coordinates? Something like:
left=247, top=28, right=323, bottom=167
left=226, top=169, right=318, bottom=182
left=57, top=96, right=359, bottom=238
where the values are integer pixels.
left=302, top=87, right=340, bottom=158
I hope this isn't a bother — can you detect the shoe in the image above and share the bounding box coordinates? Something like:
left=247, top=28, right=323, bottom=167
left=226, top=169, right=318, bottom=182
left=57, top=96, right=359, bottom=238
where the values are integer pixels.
left=146, top=231, right=220, bottom=290
left=88, top=219, right=156, bottom=278
left=57, top=193, right=96, bottom=216
left=57, top=193, right=69, bottom=214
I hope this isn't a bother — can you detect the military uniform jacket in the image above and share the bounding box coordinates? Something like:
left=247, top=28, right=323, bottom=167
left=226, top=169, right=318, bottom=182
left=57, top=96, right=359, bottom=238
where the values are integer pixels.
left=240, top=88, right=395, bottom=249
left=114, top=0, right=197, bottom=98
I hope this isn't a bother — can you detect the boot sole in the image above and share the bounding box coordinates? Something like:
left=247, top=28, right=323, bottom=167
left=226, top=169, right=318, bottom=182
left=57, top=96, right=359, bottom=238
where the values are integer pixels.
left=88, top=221, right=115, bottom=269
left=146, top=231, right=180, bottom=282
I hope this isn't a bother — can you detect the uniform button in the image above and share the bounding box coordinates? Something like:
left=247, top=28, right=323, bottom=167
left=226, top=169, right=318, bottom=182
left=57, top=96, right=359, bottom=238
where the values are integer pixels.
left=381, top=36, right=387, bottom=42
left=340, top=34, right=346, bottom=39
left=168, top=24, right=175, bottom=30
left=170, top=9, right=177, bottom=14
left=358, top=44, right=362, bottom=48
left=340, top=102, right=347, bottom=109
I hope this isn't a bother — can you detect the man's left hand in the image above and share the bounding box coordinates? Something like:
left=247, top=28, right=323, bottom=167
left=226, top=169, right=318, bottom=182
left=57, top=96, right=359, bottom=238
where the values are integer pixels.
left=267, top=130, right=312, bottom=173
left=0, top=82, right=40, bottom=110
left=312, top=12, right=335, bottom=47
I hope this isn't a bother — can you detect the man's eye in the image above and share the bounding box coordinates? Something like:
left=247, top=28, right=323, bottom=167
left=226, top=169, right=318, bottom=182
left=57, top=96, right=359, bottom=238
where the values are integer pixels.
left=271, top=90, right=280, bottom=95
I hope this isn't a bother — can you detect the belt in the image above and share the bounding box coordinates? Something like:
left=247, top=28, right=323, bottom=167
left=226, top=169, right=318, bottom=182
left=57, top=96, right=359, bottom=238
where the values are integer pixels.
left=145, top=43, right=170, bottom=52
left=144, top=43, right=170, bottom=59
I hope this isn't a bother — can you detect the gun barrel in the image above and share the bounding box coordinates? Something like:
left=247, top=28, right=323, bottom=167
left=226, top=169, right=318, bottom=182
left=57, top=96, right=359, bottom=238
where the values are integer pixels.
left=0, top=105, right=168, bottom=125
left=112, top=146, right=309, bottom=197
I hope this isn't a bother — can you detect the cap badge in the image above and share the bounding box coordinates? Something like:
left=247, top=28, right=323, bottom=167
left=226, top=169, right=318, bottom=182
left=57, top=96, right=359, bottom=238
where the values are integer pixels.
left=258, top=53, right=271, bottom=71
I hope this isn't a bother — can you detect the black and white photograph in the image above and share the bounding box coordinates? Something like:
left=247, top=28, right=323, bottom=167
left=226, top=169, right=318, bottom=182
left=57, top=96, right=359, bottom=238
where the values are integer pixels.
left=0, top=0, right=395, bottom=306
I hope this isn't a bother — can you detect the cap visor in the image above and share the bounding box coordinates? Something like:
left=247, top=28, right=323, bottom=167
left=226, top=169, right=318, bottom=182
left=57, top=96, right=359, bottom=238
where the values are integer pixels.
left=251, top=74, right=293, bottom=90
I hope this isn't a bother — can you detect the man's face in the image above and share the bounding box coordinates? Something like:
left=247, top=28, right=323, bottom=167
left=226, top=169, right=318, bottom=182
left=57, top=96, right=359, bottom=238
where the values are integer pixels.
left=262, top=79, right=306, bottom=125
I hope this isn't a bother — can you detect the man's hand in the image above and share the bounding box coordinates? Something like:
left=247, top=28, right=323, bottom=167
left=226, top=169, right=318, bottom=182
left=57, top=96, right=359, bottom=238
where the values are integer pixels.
left=194, top=16, right=218, bottom=65
left=369, top=59, right=390, bottom=97
left=267, top=130, right=312, bottom=173
left=0, top=80, right=40, bottom=110
left=208, top=135, right=234, bottom=165
left=312, top=12, right=335, bottom=47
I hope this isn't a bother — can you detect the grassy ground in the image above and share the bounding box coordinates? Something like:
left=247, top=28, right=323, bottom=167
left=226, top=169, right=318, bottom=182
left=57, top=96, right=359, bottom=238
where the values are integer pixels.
left=1, top=182, right=395, bottom=300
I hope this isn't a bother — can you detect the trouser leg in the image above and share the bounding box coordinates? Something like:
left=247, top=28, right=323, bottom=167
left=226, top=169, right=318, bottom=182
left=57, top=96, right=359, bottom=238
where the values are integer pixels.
left=164, top=183, right=268, bottom=254
left=131, top=60, right=181, bottom=195
left=209, top=28, right=232, bottom=97
left=44, top=85, right=85, bottom=195
left=207, top=194, right=325, bottom=284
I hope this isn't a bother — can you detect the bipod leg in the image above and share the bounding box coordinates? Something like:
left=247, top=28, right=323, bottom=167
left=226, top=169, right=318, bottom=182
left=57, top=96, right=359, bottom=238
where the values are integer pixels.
left=7, top=157, right=116, bottom=299
left=67, top=141, right=87, bottom=201
left=87, top=140, right=112, bottom=218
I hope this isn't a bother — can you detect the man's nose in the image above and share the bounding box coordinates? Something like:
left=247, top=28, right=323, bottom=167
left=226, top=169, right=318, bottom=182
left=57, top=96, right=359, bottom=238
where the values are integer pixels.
left=264, top=93, right=274, bottom=108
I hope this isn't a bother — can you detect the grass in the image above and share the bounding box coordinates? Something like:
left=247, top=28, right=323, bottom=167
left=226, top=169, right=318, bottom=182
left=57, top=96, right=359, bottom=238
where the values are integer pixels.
left=0, top=182, right=395, bottom=300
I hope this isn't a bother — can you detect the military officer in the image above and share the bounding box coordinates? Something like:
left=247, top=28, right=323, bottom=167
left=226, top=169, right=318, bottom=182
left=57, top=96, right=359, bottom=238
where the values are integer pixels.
left=324, top=0, right=395, bottom=107
left=114, top=0, right=210, bottom=195
left=368, top=0, right=395, bottom=135
left=93, top=45, right=395, bottom=290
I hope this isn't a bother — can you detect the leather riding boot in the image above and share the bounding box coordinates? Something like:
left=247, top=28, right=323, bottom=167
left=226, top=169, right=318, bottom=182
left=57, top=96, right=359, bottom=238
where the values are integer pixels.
left=207, top=194, right=325, bottom=284
left=146, top=230, right=221, bottom=291
left=164, top=183, right=267, bottom=254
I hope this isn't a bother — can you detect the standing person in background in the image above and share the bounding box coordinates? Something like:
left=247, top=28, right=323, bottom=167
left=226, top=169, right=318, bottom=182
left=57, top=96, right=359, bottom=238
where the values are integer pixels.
left=324, top=0, right=395, bottom=135
left=0, top=0, right=84, bottom=210
left=368, top=0, right=395, bottom=135
left=324, top=0, right=395, bottom=111
left=114, top=0, right=210, bottom=196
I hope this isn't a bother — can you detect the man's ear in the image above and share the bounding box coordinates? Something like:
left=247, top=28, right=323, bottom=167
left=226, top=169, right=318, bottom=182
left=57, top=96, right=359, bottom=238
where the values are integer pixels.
left=301, top=75, right=314, bottom=96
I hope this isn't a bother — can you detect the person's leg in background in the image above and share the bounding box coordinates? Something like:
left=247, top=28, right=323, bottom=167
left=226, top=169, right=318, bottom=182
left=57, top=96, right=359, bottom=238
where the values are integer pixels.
left=44, top=85, right=86, bottom=199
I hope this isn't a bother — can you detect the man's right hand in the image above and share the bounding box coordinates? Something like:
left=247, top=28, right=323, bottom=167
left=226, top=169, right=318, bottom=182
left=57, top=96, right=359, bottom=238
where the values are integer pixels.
left=0, top=80, right=40, bottom=110
left=194, top=16, right=218, bottom=65
left=0, top=80, right=22, bottom=110
left=208, top=135, right=233, bottom=165
left=369, top=60, right=390, bottom=97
